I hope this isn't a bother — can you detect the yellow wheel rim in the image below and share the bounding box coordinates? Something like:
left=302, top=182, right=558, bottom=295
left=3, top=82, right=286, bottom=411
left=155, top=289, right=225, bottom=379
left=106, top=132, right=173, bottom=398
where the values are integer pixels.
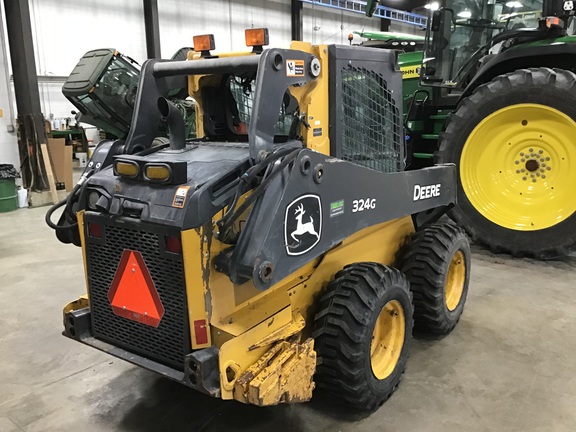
left=460, top=103, right=576, bottom=231
left=370, top=300, right=405, bottom=380
left=445, top=250, right=466, bottom=311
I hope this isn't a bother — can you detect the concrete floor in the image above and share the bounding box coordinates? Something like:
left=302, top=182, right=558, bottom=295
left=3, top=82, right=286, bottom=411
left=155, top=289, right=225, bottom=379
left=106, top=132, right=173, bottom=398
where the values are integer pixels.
left=1, top=206, right=575, bottom=432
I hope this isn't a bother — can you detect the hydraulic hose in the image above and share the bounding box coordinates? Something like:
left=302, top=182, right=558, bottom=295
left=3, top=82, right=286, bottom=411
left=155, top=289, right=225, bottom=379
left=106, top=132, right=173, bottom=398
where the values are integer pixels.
left=220, top=145, right=300, bottom=222
left=216, top=147, right=301, bottom=243
left=45, top=169, right=94, bottom=231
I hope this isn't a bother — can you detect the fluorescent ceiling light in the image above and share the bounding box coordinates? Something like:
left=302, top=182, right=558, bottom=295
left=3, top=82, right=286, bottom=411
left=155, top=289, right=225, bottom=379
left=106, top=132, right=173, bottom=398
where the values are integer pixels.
left=425, top=2, right=440, bottom=10
left=458, top=10, right=472, bottom=18
left=506, top=1, right=523, bottom=7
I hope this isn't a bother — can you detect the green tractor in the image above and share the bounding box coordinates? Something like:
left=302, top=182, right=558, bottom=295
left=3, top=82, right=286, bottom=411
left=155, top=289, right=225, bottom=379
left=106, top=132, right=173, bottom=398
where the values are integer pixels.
left=352, top=30, right=425, bottom=51
left=367, top=0, right=576, bottom=259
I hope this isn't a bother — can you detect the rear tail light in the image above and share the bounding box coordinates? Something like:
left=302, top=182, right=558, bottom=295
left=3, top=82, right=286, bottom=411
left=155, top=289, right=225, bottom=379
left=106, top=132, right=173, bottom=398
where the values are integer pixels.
left=194, top=319, right=208, bottom=345
left=165, top=235, right=182, bottom=254
left=88, top=223, right=102, bottom=239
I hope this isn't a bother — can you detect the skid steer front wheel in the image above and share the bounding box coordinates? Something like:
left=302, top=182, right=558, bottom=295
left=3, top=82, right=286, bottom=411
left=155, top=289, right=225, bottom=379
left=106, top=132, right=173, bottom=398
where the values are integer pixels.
left=437, top=67, right=576, bottom=259
left=402, top=223, right=470, bottom=335
left=313, top=263, right=413, bottom=410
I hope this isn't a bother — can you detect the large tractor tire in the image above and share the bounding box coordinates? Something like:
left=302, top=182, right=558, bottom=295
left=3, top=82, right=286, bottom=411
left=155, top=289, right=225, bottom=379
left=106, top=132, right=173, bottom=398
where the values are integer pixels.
left=313, top=263, right=413, bottom=411
left=437, top=68, right=576, bottom=259
left=402, top=223, right=470, bottom=335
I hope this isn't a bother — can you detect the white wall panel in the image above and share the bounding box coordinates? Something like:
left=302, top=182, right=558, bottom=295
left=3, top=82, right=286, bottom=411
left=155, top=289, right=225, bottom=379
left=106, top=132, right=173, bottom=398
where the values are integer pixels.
left=158, top=0, right=291, bottom=57
left=302, top=3, right=380, bottom=45
left=228, top=0, right=291, bottom=49
left=390, top=20, right=426, bottom=35
left=14, top=0, right=149, bottom=139
left=29, top=0, right=146, bottom=76
left=158, top=0, right=232, bottom=56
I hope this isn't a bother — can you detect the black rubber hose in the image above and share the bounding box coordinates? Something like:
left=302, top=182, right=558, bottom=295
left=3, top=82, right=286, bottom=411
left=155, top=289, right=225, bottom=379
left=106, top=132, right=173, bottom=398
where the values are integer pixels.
left=221, top=145, right=299, bottom=221
left=45, top=169, right=93, bottom=231
left=44, top=197, right=68, bottom=230
left=45, top=182, right=82, bottom=230
left=217, top=148, right=300, bottom=237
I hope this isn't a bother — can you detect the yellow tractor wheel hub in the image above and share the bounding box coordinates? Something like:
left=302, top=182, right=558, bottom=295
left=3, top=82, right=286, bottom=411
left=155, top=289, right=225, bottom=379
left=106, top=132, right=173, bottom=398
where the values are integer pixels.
left=370, top=300, right=405, bottom=380
left=460, top=103, right=576, bottom=231
left=445, top=250, right=465, bottom=311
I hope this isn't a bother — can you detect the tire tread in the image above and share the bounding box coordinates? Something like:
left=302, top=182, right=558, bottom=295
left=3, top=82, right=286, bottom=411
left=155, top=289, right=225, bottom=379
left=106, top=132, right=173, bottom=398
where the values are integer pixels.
left=402, top=223, right=470, bottom=335
left=313, top=263, right=413, bottom=410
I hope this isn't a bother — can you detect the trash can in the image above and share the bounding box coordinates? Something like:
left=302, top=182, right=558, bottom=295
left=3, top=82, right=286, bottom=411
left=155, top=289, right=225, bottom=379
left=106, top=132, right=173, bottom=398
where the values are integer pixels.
left=0, top=164, right=19, bottom=213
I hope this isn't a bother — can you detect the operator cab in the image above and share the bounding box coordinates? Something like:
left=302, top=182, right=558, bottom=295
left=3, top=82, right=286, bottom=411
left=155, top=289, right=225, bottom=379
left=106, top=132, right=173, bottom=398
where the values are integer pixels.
left=199, top=72, right=299, bottom=143
left=185, top=30, right=301, bottom=145
left=420, top=0, right=569, bottom=90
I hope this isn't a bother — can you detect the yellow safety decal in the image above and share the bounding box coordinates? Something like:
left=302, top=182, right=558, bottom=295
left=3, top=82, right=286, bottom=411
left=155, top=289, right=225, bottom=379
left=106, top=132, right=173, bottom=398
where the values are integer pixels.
left=400, top=65, right=420, bottom=79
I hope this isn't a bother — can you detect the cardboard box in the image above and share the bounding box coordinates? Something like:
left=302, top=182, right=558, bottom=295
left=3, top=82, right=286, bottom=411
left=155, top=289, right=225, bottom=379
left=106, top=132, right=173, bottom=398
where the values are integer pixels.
left=47, top=138, right=73, bottom=192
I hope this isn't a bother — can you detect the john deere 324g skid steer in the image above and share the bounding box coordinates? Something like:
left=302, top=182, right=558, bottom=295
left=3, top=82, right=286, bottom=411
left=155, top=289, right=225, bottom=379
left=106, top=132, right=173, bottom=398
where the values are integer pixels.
left=48, top=33, right=471, bottom=410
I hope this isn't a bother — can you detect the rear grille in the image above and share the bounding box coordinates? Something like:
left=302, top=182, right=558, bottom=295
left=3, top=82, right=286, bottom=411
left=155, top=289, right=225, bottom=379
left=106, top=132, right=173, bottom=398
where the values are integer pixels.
left=85, top=215, right=190, bottom=370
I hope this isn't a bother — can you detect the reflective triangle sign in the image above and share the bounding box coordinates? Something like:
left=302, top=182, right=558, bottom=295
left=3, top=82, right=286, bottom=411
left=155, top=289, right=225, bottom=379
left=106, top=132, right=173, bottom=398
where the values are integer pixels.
left=108, top=249, right=164, bottom=328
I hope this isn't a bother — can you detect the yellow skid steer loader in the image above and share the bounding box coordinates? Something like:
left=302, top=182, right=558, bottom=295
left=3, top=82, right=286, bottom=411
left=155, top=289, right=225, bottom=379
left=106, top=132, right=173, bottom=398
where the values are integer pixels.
left=48, top=31, right=471, bottom=410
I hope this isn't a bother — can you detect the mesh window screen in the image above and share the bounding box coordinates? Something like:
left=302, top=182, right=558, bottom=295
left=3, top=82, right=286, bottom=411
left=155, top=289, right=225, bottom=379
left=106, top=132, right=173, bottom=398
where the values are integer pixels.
left=340, top=66, right=402, bottom=173
left=230, top=79, right=254, bottom=125
left=229, top=79, right=293, bottom=135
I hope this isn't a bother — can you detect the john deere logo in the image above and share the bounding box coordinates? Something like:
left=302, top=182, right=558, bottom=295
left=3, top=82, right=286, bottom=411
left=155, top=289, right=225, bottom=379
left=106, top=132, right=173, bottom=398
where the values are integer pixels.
left=285, top=194, right=322, bottom=256
left=400, top=65, right=420, bottom=79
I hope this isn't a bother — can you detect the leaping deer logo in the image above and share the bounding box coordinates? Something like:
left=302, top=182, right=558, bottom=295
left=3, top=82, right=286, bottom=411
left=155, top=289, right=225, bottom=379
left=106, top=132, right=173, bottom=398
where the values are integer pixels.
left=284, top=194, right=322, bottom=256
left=291, top=203, right=320, bottom=243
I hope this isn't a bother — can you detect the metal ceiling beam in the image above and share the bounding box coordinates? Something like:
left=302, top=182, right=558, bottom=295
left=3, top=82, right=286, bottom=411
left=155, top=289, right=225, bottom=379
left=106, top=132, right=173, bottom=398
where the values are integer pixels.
left=143, top=0, right=161, bottom=59
left=4, top=0, right=42, bottom=116
left=381, top=18, right=391, bottom=31
left=299, top=0, right=427, bottom=27
left=292, top=0, right=304, bottom=41
left=3, top=0, right=48, bottom=189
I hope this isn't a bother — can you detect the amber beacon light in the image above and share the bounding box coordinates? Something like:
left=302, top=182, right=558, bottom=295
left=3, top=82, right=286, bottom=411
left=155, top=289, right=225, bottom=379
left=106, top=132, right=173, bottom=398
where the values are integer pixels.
left=245, top=28, right=269, bottom=52
left=193, top=34, right=216, bottom=55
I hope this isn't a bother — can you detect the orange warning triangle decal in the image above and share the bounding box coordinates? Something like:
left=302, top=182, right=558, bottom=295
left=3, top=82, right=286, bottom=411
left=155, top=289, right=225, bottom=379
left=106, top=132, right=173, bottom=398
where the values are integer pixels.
left=108, top=249, right=164, bottom=328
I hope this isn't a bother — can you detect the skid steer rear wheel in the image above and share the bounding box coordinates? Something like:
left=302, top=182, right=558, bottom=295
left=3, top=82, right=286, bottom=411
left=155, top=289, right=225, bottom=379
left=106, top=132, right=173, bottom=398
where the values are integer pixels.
left=437, top=67, right=576, bottom=259
left=402, top=223, right=470, bottom=335
left=313, top=263, right=413, bottom=411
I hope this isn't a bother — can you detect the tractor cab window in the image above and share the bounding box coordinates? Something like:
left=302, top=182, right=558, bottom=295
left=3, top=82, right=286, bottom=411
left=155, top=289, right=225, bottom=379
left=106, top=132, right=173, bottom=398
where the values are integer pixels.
left=65, top=53, right=140, bottom=138
left=422, top=0, right=543, bottom=88
left=498, top=0, right=544, bottom=30
left=93, top=58, right=140, bottom=121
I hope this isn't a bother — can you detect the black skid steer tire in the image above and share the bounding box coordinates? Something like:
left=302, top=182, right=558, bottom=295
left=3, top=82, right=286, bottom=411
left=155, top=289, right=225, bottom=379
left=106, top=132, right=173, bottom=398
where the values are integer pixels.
left=402, top=223, right=470, bottom=335
left=312, top=263, right=413, bottom=411
left=436, top=67, right=576, bottom=259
